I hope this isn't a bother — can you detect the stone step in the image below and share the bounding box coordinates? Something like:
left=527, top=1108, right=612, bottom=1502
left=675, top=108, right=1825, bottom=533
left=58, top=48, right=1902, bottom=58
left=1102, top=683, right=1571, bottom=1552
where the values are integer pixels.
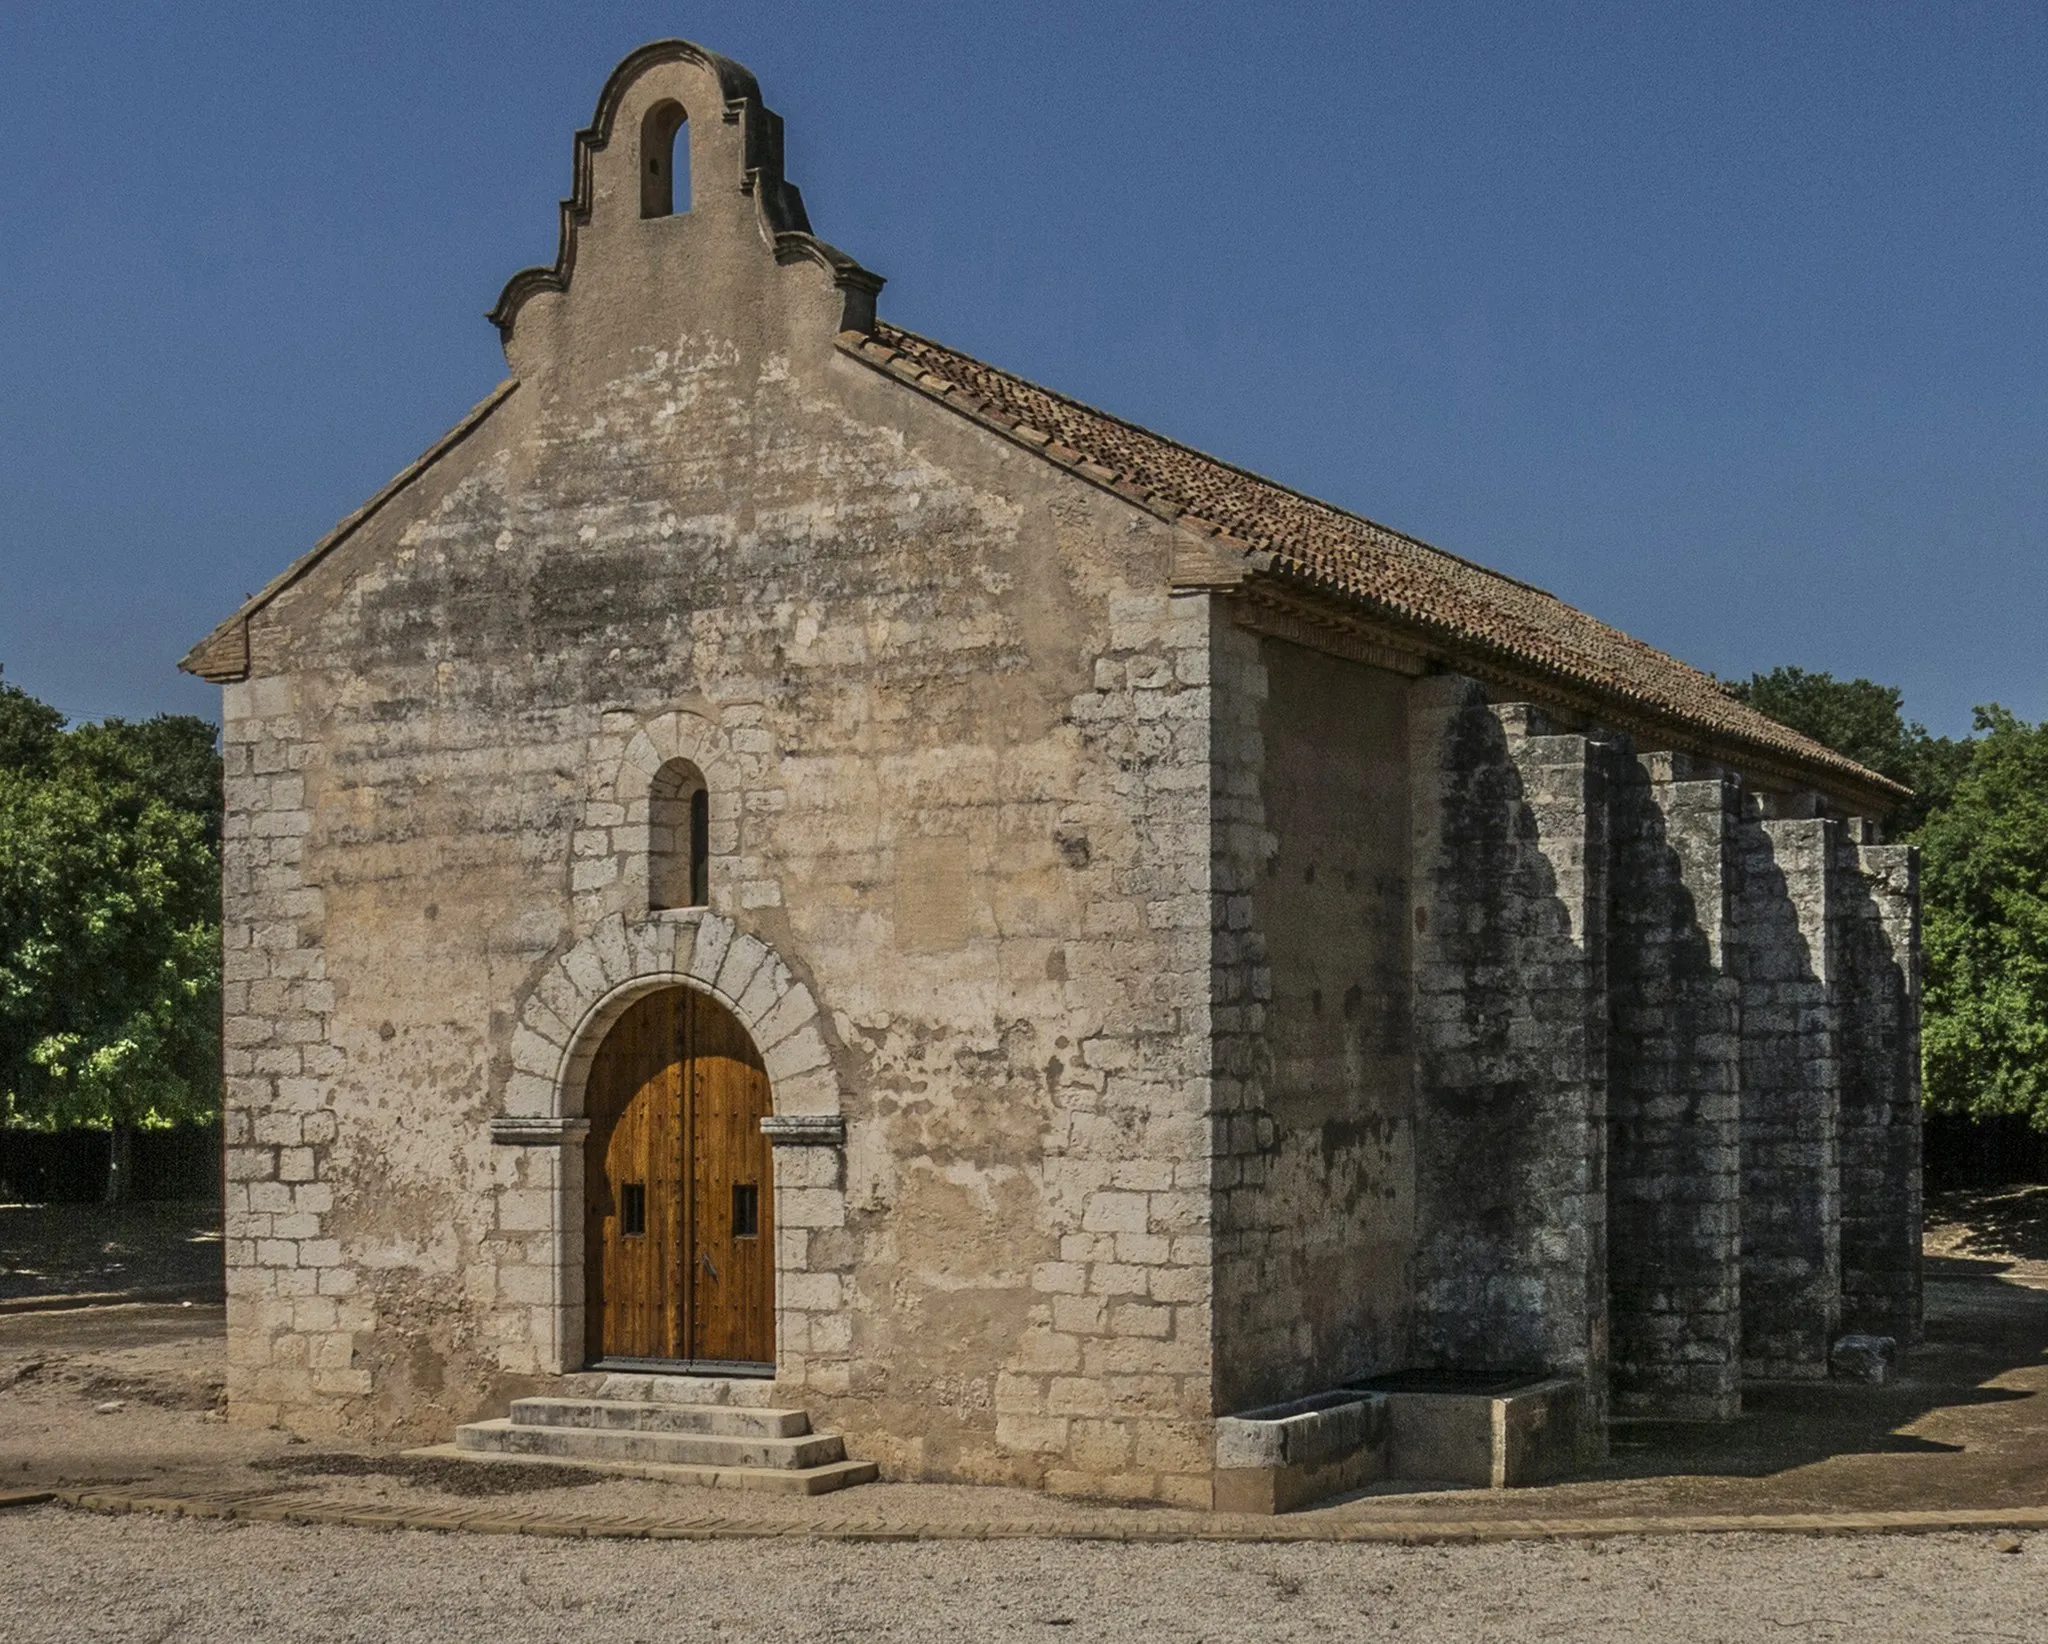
left=508, top=1397, right=810, bottom=1438
left=454, top=1417, right=846, bottom=1471
left=405, top=1442, right=877, bottom=1497
left=559, top=1372, right=780, bottom=1408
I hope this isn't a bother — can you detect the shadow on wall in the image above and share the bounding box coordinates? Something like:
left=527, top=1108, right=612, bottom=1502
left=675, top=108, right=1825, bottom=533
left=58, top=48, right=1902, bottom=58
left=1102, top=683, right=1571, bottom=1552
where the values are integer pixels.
left=1411, top=691, right=1608, bottom=1389
left=1409, top=686, right=1918, bottom=1418
left=1605, top=749, right=1743, bottom=1415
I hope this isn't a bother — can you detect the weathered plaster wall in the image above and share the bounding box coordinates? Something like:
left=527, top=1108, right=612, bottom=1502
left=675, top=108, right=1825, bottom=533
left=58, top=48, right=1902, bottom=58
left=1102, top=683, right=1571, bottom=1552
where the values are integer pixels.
left=1210, top=632, right=1414, bottom=1414
left=217, top=51, right=1218, bottom=1504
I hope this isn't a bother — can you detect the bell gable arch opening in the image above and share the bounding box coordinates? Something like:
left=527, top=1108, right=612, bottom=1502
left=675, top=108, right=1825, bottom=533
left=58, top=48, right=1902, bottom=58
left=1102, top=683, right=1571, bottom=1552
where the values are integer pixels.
left=639, top=99, right=690, bottom=218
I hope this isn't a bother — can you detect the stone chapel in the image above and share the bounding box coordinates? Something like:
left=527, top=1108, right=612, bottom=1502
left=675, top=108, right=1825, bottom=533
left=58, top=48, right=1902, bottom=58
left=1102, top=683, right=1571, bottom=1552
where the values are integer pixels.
left=183, top=41, right=1922, bottom=1509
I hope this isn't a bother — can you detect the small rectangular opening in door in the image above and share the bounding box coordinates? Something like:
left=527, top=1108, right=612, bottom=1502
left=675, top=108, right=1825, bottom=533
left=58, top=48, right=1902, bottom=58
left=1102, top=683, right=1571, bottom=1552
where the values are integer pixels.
left=620, top=1182, right=647, bottom=1237
left=731, top=1182, right=759, bottom=1239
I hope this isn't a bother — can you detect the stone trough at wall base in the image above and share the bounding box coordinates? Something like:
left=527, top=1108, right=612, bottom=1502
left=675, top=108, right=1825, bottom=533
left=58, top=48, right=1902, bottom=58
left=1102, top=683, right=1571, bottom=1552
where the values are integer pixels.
left=1214, top=1376, right=1592, bottom=1513
left=1346, top=1372, right=1593, bottom=1492
left=1213, top=1392, right=1392, bottom=1515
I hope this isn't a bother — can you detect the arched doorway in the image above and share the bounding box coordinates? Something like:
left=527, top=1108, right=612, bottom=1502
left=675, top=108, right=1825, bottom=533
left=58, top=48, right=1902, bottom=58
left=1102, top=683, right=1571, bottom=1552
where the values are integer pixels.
left=583, top=986, right=775, bottom=1370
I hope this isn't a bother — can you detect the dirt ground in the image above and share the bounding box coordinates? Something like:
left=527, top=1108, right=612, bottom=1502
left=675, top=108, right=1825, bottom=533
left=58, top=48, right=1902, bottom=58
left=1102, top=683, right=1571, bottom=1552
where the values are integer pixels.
left=2, top=1188, right=2047, bottom=1529
left=0, top=1200, right=222, bottom=1302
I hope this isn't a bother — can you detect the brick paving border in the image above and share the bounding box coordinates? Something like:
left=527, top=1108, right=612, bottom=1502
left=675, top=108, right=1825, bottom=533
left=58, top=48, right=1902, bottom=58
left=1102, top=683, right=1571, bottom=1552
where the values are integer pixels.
left=38, top=1485, right=2048, bottom=1545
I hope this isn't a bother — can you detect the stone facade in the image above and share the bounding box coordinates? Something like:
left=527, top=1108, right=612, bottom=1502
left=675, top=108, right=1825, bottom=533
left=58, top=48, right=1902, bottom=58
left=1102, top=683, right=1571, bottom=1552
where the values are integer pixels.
left=188, top=40, right=1922, bottom=1506
left=1408, top=687, right=1611, bottom=1416
left=1733, top=808, right=1841, bottom=1379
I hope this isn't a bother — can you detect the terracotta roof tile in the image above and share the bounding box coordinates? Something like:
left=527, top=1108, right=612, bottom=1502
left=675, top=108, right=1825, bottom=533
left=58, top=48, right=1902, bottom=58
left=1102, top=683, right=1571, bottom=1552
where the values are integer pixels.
left=851, top=322, right=1902, bottom=806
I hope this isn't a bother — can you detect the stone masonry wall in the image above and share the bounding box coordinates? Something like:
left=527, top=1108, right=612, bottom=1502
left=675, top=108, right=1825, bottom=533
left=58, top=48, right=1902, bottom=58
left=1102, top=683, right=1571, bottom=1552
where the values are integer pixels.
left=205, top=47, right=1927, bottom=1496
left=1607, top=759, right=1743, bottom=1419
left=1405, top=698, right=1917, bottom=1423
left=210, top=48, right=1221, bottom=1505
left=1209, top=630, right=1414, bottom=1415
left=218, top=674, right=367, bottom=1431
left=1408, top=682, right=1609, bottom=1405
left=1731, top=807, right=1841, bottom=1378
left=1835, top=840, right=1923, bottom=1343
left=971, top=578, right=1217, bottom=1505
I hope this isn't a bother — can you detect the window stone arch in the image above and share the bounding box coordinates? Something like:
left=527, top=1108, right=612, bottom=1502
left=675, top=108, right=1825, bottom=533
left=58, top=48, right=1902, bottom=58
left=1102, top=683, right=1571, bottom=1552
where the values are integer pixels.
left=571, top=708, right=766, bottom=935
left=648, top=758, right=709, bottom=910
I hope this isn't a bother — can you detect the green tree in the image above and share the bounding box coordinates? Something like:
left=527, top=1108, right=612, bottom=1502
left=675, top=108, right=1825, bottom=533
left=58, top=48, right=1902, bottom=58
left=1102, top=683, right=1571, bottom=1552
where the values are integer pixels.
left=59, top=714, right=223, bottom=835
left=0, top=673, right=222, bottom=1200
left=1727, top=666, right=1971, bottom=833
left=0, top=666, right=65, bottom=775
left=1918, top=707, right=2048, bottom=1130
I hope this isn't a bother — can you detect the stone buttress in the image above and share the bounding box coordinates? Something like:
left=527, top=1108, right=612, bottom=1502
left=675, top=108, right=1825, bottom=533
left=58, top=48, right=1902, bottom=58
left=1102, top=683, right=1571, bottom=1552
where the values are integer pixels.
left=188, top=36, right=1924, bottom=1505
left=1408, top=682, right=1610, bottom=1436
left=1404, top=699, right=1920, bottom=1424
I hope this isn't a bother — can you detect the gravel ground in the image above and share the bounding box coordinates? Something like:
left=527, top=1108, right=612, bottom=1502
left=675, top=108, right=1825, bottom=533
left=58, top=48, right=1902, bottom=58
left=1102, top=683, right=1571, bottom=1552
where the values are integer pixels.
left=4, top=1507, right=2045, bottom=1643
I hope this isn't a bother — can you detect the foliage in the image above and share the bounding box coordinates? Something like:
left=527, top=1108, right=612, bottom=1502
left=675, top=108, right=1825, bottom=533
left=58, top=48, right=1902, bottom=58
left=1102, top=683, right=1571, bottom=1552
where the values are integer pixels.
left=61, top=713, right=223, bottom=834
left=0, top=667, right=65, bottom=776
left=1918, top=707, right=2048, bottom=1129
left=1727, top=666, right=1972, bottom=833
left=0, top=671, right=222, bottom=1138
left=1733, top=667, right=2048, bottom=1132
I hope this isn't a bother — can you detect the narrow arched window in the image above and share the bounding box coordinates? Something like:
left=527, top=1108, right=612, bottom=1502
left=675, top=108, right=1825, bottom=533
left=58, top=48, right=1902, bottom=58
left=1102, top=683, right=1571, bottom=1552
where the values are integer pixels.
left=649, top=759, right=709, bottom=910
left=640, top=101, right=690, bottom=218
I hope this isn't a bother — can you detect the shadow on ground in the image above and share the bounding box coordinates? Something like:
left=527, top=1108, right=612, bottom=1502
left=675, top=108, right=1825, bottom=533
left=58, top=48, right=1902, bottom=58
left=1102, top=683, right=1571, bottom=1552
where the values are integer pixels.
left=251, top=1451, right=598, bottom=1496
left=9, top=1193, right=2048, bottom=1527
left=0, top=1201, right=223, bottom=1302
left=1928, top=1184, right=2048, bottom=1264
left=1593, top=1271, right=2042, bottom=1481
left=1322, top=1254, right=2048, bottom=1522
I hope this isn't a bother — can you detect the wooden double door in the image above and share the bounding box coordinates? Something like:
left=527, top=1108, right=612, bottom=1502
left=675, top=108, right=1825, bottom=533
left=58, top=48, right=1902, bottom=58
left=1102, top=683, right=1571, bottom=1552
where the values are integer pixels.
left=583, top=987, right=775, bottom=1369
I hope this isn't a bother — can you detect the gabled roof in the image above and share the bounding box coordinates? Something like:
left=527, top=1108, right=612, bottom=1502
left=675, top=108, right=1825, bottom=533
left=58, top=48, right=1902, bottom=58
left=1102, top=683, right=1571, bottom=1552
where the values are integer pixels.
left=842, top=323, right=1905, bottom=811
left=179, top=381, right=519, bottom=683
left=183, top=309, right=1900, bottom=813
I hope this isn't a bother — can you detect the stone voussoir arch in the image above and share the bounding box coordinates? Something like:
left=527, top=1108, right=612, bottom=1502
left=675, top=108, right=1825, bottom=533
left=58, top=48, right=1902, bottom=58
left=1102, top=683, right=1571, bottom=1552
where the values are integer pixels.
left=502, top=909, right=836, bottom=1125
left=572, top=708, right=754, bottom=933
left=596, top=709, right=746, bottom=818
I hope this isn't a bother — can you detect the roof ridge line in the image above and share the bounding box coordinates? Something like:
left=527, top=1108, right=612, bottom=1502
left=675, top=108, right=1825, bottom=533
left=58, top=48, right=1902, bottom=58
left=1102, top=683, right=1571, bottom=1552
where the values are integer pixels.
left=872, top=322, right=1566, bottom=605
left=846, top=323, right=1903, bottom=808
left=178, top=379, right=521, bottom=681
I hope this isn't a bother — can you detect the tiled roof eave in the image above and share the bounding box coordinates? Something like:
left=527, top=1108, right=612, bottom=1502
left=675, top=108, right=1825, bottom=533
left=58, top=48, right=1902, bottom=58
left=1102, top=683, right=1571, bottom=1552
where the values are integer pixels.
left=1242, top=556, right=1910, bottom=811
left=836, top=326, right=1907, bottom=814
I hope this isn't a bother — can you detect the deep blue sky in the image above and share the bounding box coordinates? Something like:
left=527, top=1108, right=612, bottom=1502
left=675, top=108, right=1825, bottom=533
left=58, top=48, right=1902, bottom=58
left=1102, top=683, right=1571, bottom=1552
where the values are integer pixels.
left=2, top=2, right=2041, bottom=736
